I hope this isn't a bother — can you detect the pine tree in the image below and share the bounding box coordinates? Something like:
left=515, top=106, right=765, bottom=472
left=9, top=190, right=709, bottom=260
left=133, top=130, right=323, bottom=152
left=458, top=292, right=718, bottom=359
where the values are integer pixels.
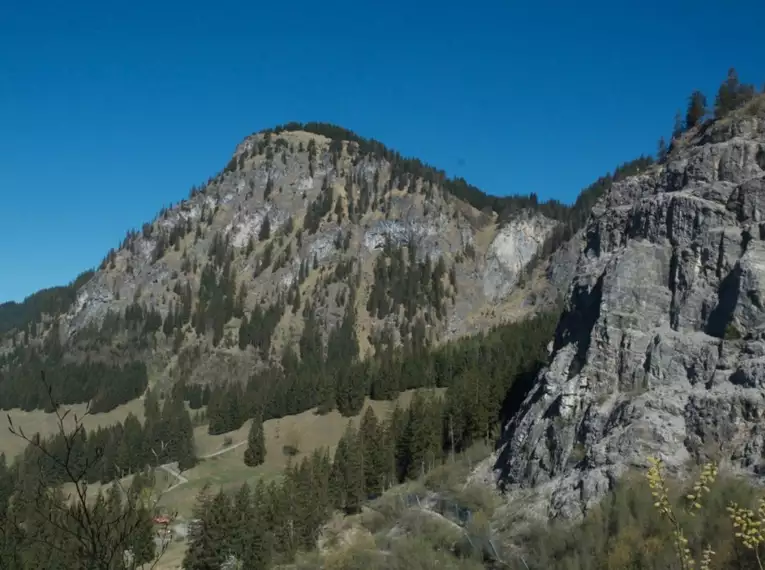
left=127, top=501, right=156, bottom=566
left=174, top=399, right=198, bottom=470
left=657, top=136, right=668, bottom=162
left=672, top=110, right=684, bottom=139
left=235, top=282, right=247, bottom=318
left=332, top=422, right=364, bottom=513
left=230, top=483, right=252, bottom=558
left=238, top=314, right=249, bottom=349
left=259, top=215, right=271, bottom=241
left=379, top=422, right=398, bottom=490
left=292, top=286, right=301, bottom=314
left=685, top=90, right=707, bottom=129
left=715, top=67, right=740, bottom=118
left=184, top=488, right=231, bottom=570
left=329, top=435, right=347, bottom=510
left=359, top=407, right=383, bottom=496
left=244, top=413, right=266, bottom=467
left=240, top=517, right=271, bottom=570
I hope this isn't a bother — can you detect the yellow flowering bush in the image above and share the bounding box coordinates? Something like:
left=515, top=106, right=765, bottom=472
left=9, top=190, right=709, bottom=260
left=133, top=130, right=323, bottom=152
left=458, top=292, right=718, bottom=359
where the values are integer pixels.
left=646, top=457, right=717, bottom=570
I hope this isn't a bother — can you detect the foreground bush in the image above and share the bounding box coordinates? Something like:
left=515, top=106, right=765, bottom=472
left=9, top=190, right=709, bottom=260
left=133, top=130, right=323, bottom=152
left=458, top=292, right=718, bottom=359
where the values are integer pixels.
left=513, top=461, right=765, bottom=570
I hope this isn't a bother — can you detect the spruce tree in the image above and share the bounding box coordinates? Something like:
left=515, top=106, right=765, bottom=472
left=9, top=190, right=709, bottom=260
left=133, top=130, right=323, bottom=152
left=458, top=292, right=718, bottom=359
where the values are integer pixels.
left=685, top=90, right=707, bottom=129
left=329, top=435, right=348, bottom=510
left=715, top=67, right=740, bottom=118
left=672, top=110, right=684, bottom=139
left=127, top=502, right=156, bottom=566
left=359, top=407, right=383, bottom=496
left=240, top=518, right=271, bottom=570
left=184, top=489, right=231, bottom=569
left=238, top=314, right=249, bottom=349
left=336, top=422, right=364, bottom=513
left=230, top=483, right=252, bottom=557
left=244, top=413, right=266, bottom=467
left=259, top=215, right=271, bottom=241
left=657, top=136, right=668, bottom=162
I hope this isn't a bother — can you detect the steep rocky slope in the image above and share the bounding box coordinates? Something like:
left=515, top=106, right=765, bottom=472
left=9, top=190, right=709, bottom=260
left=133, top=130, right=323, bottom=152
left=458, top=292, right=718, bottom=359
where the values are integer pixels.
left=493, top=96, right=765, bottom=519
left=2, top=125, right=578, bottom=396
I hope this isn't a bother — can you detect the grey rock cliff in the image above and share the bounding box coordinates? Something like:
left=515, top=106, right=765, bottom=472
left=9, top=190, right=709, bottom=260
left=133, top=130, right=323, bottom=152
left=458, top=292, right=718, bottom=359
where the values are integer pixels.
left=37, top=129, right=568, bottom=385
left=482, top=214, right=559, bottom=301
left=494, top=102, right=765, bottom=519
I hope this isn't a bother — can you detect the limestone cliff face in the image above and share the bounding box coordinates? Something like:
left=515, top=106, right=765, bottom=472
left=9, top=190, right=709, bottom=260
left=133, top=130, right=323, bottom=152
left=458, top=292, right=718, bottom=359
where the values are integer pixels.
left=495, top=100, right=765, bottom=519
left=482, top=215, right=559, bottom=301
left=37, top=128, right=566, bottom=385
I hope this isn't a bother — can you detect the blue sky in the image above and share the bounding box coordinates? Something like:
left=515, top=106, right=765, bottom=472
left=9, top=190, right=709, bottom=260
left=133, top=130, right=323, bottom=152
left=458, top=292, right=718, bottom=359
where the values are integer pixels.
left=1, top=0, right=763, bottom=303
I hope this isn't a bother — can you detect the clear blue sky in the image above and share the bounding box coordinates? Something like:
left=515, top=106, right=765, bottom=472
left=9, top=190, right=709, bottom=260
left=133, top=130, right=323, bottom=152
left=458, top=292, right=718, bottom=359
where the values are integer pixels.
left=1, top=0, right=763, bottom=303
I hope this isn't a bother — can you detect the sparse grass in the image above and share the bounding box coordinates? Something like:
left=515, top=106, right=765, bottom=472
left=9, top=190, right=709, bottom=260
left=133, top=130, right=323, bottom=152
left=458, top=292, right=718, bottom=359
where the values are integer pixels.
left=0, top=398, right=147, bottom=459
left=150, top=389, right=442, bottom=569
left=153, top=539, right=187, bottom=570
left=133, top=390, right=444, bottom=522
left=422, top=441, right=492, bottom=494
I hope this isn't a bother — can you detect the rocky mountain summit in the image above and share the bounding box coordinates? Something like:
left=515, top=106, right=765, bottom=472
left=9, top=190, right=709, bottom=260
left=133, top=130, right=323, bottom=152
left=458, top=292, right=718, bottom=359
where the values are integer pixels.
left=3, top=124, right=591, bottom=395
left=493, top=97, right=765, bottom=519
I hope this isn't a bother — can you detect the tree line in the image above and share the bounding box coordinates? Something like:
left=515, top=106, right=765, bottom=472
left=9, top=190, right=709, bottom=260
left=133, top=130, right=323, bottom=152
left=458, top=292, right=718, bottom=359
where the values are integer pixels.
left=0, top=349, right=148, bottom=414
left=661, top=67, right=762, bottom=160
left=0, top=270, right=94, bottom=336
left=11, top=386, right=196, bottom=490
left=188, top=306, right=558, bottom=449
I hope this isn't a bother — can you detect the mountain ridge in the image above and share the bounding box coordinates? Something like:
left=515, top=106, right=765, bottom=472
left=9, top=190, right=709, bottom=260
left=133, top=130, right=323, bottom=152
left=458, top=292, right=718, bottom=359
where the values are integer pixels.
left=0, top=122, right=652, bottom=416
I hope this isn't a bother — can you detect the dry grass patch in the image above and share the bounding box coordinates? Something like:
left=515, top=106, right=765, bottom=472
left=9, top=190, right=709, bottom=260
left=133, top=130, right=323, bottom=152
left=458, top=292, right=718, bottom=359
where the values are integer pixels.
left=165, top=389, right=444, bottom=517
left=0, top=398, right=147, bottom=459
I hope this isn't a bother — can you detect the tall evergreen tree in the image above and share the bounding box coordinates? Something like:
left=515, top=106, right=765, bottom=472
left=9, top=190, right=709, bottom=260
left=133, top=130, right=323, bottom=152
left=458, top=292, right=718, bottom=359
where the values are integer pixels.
left=715, top=67, right=741, bottom=118
left=359, top=406, right=384, bottom=496
left=258, top=215, right=271, bottom=241
left=686, top=90, right=707, bottom=129
left=244, top=413, right=266, bottom=467
left=672, top=110, right=684, bottom=139
left=335, top=422, right=364, bottom=513
left=657, top=136, right=668, bottom=162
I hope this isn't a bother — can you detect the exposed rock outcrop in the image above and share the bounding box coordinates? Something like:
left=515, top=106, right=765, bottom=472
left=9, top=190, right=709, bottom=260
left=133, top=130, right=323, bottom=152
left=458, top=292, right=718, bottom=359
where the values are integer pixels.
left=482, top=214, right=558, bottom=301
left=42, top=127, right=571, bottom=383
left=494, top=102, right=765, bottom=519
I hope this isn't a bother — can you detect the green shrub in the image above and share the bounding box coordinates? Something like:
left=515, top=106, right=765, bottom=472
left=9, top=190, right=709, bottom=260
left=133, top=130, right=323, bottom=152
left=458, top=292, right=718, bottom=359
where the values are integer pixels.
left=725, top=322, right=742, bottom=340
left=511, top=463, right=765, bottom=570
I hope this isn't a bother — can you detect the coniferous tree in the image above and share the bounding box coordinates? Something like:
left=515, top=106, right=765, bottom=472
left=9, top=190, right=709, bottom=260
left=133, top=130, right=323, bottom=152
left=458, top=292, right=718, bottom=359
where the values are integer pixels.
left=672, top=110, right=684, bottom=139
left=244, top=413, right=266, bottom=467
left=240, top=517, right=271, bottom=570
left=359, top=406, right=384, bottom=496
left=259, top=215, right=271, bottom=241
left=715, top=67, right=742, bottom=118
left=238, top=314, right=250, bottom=349
left=657, top=136, right=668, bottom=161
left=229, top=482, right=252, bottom=557
left=183, top=488, right=231, bottom=570
left=686, top=90, right=707, bottom=129
left=235, top=282, right=247, bottom=318
left=338, top=422, right=365, bottom=512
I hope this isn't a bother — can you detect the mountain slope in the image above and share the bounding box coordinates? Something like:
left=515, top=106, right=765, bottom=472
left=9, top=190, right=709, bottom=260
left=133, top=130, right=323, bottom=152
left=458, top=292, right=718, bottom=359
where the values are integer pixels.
left=0, top=123, right=651, bottom=413
left=493, top=95, right=765, bottom=519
